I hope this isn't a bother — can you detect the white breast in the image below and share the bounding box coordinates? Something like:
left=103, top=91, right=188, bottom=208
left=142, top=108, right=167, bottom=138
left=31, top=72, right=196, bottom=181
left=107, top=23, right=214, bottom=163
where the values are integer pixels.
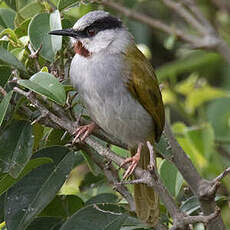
left=70, top=51, right=154, bottom=147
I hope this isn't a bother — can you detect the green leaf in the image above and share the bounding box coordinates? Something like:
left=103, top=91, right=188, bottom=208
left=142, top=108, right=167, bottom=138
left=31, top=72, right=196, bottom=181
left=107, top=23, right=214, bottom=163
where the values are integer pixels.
left=14, top=18, right=31, bottom=38
left=17, top=1, right=44, bottom=21
left=156, top=134, right=173, bottom=158
left=180, top=196, right=226, bottom=215
left=159, top=159, right=183, bottom=197
left=180, top=196, right=200, bottom=215
left=0, top=91, right=13, bottom=127
left=28, top=11, right=62, bottom=62
left=5, top=149, right=75, bottom=230
left=185, top=124, right=215, bottom=160
left=0, top=157, right=52, bottom=196
left=207, top=98, right=230, bottom=142
left=18, top=72, right=66, bottom=105
left=50, top=10, right=62, bottom=53
left=41, top=195, right=84, bottom=217
left=60, top=204, right=127, bottom=230
left=172, top=122, right=208, bottom=169
left=0, top=8, right=16, bottom=30
left=85, top=193, right=118, bottom=206
left=4, top=0, right=17, bottom=10
left=0, top=47, right=26, bottom=71
left=26, top=217, right=63, bottom=230
left=185, top=86, right=229, bottom=114
left=57, top=0, right=78, bottom=10
left=0, top=120, right=34, bottom=178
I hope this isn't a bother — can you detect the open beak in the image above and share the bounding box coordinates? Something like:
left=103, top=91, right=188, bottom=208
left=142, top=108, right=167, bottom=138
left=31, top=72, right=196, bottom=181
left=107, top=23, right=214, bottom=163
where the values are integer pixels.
left=49, top=28, right=77, bottom=38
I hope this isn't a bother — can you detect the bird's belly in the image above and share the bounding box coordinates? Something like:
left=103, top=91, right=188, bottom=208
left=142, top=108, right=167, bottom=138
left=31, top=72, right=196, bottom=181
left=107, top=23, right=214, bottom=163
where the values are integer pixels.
left=82, top=86, right=154, bottom=147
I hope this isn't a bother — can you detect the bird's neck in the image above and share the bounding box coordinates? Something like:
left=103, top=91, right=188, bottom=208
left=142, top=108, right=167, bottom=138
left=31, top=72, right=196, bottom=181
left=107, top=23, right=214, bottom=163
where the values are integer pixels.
left=74, top=41, right=91, bottom=58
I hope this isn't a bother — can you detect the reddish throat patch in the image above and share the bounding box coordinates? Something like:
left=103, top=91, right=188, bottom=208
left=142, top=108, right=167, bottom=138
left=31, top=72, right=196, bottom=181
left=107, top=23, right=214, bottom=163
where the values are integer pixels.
left=74, top=41, right=90, bottom=57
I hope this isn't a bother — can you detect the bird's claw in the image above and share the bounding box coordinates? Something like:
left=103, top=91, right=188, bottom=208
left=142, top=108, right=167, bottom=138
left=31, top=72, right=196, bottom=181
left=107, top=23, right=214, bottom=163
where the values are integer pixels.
left=120, top=156, right=140, bottom=180
left=72, top=122, right=96, bottom=144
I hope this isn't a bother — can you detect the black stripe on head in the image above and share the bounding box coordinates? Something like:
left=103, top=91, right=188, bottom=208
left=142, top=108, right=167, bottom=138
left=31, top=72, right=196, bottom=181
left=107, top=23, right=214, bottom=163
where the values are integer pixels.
left=77, top=15, right=122, bottom=38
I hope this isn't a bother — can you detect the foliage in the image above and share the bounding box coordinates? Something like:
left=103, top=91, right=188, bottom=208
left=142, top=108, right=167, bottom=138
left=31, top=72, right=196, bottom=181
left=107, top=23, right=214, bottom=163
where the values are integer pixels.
left=0, top=0, right=230, bottom=230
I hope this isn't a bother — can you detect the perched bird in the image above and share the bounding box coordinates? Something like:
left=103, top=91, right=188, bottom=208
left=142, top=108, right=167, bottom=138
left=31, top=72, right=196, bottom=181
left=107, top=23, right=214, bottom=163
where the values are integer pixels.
left=49, top=10, right=165, bottom=226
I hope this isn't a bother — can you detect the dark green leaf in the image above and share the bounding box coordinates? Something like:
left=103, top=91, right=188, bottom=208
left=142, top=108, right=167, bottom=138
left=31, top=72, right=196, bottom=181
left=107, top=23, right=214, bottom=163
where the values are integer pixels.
left=159, top=159, right=183, bottom=197
left=18, top=72, right=66, bottom=105
left=0, top=65, right=11, bottom=87
left=0, top=91, right=13, bottom=127
left=0, top=194, right=4, bottom=222
left=0, top=8, right=16, bottom=30
left=60, top=204, right=127, bottom=230
left=85, top=193, right=118, bottom=206
left=41, top=195, right=84, bottom=217
left=26, top=217, right=63, bottom=230
left=45, top=128, right=70, bottom=146
left=0, top=157, right=52, bottom=196
left=80, top=150, right=102, bottom=176
left=0, top=120, right=34, bottom=178
left=28, top=11, right=62, bottom=62
left=0, top=47, right=26, bottom=71
left=5, top=149, right=75, bottom=230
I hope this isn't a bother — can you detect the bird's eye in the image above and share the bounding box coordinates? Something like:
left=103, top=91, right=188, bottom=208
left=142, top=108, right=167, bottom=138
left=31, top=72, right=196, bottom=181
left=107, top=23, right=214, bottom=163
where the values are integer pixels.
left=87, top=28, right=96, bottom=37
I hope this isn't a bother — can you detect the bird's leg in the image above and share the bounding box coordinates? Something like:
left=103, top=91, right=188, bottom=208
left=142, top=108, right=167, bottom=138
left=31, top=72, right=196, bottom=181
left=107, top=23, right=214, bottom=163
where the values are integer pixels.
left=120, top=143, right=143, bottom=180
left=72, top=122, right=97, bottom=143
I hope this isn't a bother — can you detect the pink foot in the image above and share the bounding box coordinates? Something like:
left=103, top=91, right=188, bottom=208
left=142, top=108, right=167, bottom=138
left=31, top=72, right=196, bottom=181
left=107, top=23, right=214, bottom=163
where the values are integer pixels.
left=120, top=143, right=143, bottom=180
left=72, top=122, right=97, bottom=143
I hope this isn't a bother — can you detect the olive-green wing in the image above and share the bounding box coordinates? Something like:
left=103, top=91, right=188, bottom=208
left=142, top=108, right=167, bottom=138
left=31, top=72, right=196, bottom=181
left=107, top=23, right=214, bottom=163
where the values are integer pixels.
left=123, top=44, right=165, bottom=142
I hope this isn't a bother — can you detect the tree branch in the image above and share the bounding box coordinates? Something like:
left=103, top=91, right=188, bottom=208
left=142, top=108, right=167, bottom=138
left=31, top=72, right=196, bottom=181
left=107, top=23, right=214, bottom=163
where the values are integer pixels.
left=13, top=86, right=228, bottom=229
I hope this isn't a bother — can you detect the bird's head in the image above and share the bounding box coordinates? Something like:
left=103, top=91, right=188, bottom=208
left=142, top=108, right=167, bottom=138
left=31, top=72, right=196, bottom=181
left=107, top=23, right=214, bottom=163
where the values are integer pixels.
left=49, top=10, right=128, bottom=57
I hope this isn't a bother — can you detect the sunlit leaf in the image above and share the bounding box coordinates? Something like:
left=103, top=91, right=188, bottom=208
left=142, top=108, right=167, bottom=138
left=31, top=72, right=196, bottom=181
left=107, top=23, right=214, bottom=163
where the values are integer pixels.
left=185, top=86, right=229, bottom=114
left=18, top=72, right=66, bottom=106
left=172, top=122, right=208, bottom=168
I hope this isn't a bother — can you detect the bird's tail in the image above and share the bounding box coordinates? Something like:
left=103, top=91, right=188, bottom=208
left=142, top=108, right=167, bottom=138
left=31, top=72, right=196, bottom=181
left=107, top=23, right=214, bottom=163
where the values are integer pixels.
left=131, top=144, right=160, bottom=227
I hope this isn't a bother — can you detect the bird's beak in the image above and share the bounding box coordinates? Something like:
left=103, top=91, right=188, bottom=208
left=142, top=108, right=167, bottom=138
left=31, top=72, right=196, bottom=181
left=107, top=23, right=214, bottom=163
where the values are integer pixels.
left=49, top=28, right=77, bottom=38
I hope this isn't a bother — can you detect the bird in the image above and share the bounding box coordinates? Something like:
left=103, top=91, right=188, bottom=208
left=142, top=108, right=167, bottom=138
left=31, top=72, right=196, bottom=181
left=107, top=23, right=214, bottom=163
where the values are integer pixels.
left=49, top=10, right=165, bottom=227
